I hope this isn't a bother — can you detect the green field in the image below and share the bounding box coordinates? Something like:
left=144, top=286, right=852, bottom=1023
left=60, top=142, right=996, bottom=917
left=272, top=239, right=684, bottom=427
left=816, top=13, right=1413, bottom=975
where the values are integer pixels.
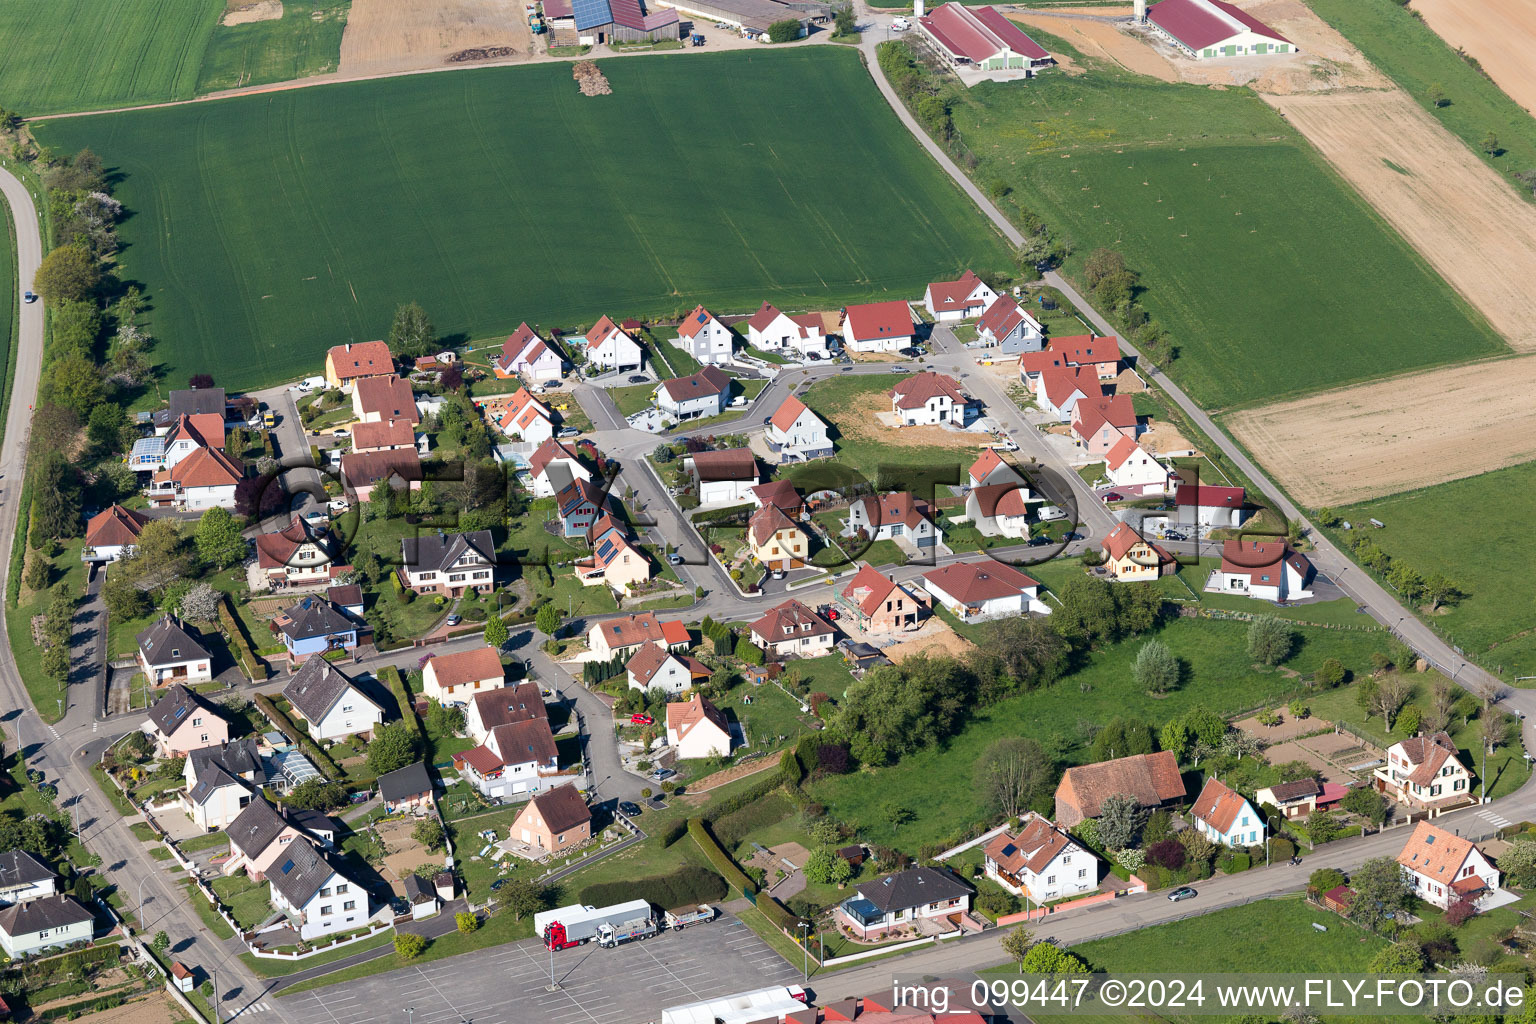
left=0, top=0, right=350, bottom=115
left=938, top=36, right=1505, bottom=409
left=1328, top=463, right=1536, bottom=682
left=34, top=48, right=1013, bottom=390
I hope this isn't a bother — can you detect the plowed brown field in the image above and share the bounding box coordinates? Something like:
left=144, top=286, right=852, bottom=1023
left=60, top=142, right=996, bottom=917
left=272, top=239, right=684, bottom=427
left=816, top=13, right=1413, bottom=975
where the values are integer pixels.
left=1412, top=0, right=1536, bottom=115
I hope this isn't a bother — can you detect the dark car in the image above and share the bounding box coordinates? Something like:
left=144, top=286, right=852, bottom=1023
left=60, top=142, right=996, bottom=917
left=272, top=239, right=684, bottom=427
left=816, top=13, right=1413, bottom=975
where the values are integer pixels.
left=544, top=379, right=564, bottom=388
left=841, top=366, right=853, bottom=372
left=628, top=375, right=648, bottom=383
left=618, top=801, right=642, bottom=817
left=1168, top=887, right=1198, bottom=902
left=1027, top=536, right=1050, bottom=547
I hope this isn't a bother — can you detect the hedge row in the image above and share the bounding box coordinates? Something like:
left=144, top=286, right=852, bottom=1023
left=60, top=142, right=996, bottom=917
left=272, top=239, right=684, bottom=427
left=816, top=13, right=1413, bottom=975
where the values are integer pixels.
left=700, top=768, right=788, bottom=824
left=754, top=892, right=806, bottom=937
left=579, top=865, right=726, bottom=911
left=712, top=791, right=794, bottom=853
left=218, top=594, right=268, bottom=680
left=688, top=818, right=756, bottom=895
left=658, top=818, right=688, bottom=848
left=379, top=666, right=424, bottom=744
left=254, top=693, right=343, bottom=778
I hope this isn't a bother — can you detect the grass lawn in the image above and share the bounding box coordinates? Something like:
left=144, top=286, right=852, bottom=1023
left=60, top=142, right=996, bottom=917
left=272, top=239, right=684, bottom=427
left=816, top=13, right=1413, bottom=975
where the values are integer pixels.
left=210, top=873, right=274, bottom=930
left=808, top=616, right=1385, bottom=848
left=1326, top=463, right=1536, bottom=682
left=240, top=930, right=394, bottom=977
left=7, top=537, right=89, bottom=723
left=920, top=35, right=1505, bottom=410
left=183, top=882, right=235, bottom=940
left=181, top=831, right=230, bottom=854
left=33, top=48, right=1011, bottom=391
left=500, top=498, right=585, bottom=565
left=194, top=0, right=350, bottom=94
left=611, top=384, right=658, bottom=418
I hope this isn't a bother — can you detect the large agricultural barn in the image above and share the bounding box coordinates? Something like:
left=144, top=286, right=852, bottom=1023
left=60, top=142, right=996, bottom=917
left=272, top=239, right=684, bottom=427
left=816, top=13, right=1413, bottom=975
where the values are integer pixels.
left=1142, top=0, right=1294, bottom=58
left=561, top=0, right=680, bottom=44
left=918, top=3, right=1055, bottom=75
left=655, top=0, right=830, bottom=37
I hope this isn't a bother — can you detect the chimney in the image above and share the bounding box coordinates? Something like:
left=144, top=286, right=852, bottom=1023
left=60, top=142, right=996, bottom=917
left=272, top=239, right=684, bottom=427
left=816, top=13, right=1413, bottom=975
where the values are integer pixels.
left=1134, top=0, right=1146, bottom=21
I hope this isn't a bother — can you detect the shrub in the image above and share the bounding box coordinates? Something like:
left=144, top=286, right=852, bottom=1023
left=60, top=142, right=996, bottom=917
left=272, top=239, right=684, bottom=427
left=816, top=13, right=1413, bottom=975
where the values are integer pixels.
left=394, top=933, right=428, bottom=960
left=1247, top=615, right=1295, bottom=666
left=688, top=818, right=757, bottom=894
left=581, top=865, right=727, bottom=911
left=767, top=17, right=801, bottom=42
left=976, top=886, right=1017, bottom=918
left=1147, top=839, right=1186, bottom=870
left=1268, top=837, right=1295, bottom=863
left=1444, top=897, right=1476, bottom=927
left=1309, top=867, right=1346, bottom=895
left=658, top=818, right=688, bottom=848
left=1313, top=658, right=1346, bottom=689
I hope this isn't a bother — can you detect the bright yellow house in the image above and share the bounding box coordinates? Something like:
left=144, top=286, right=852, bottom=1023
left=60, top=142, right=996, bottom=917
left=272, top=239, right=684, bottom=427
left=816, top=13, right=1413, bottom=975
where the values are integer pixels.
left=1100, top=522, right=1171, bottom=581
left=748, top=504, right=809, bottom=572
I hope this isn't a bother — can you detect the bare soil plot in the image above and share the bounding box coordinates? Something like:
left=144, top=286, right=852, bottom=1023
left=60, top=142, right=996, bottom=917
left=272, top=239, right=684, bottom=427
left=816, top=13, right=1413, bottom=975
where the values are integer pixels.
left=1411, top=0, right=1536, bottom=115
left=340, top=0, right=528, bottom=76
left=64, top=994, right=188, bottom=1024
left=1010, top=12, right=1178, bottom=81
left=224, top=1, right=283, bottom=26
left=1233, top=712, right=1321, bottom=743
left=376, top=816, right=439, bottom=892
left=1227, top=353, right=1536, bottom=506
left=884, top=617, right=974, bottom=662
left=840, top=390, right=981, bottom=451
left=1157, top=0, right=1387, bottom=93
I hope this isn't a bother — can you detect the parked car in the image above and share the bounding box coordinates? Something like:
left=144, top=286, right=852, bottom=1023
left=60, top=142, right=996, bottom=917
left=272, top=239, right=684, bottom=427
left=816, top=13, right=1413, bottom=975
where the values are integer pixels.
left=22, top=291, right=36, bottom=303
left=557, top=427, right=581, bottom=438
left=891, top=16, right=910, bottom=29
left=1102, top=492, right=1124, bottom=502
left=618, top=801, right=642, bottom=817
left=650, top=768, right=676, bottom=782
left=630, top=713, right=654, bottom=726
left=1027, top=536, right=1050, bottom=547
left=445, top=614, right=462, bottom=626
left=628, top=375, right=648, bottom=383
left=667, top=553, right=684, bottom=565
left=544, top=379, right=563, bottom=388
left=841, top=366, right=853, bottom=372
left=771, top=569, right=786, bottom=580
left=1168, top=887, right=1198, bottom=902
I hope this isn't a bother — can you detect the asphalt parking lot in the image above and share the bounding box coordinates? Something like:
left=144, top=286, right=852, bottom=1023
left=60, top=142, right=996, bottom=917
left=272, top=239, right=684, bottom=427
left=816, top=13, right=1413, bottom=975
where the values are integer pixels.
left=278, top=912, right=802, bottom=1024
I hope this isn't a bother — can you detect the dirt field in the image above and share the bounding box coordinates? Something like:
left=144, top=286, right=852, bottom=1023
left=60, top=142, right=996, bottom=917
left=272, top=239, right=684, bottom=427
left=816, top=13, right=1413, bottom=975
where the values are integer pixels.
left=224, top=0, right=283, bottom=26
left=884, top=617, right=974, bottom=662
left=1226, top=354, right=1536, bottom=506
left=1269, top=89, right=1536, bottom=349
left=376, top=816, right=440, bottom=891
left=845, top=391, right=981, bottom=451
left=1010, top=11, right=1177, bottom=82
left=1412, top=0, right=1536, bottom=114
left=340, top=0, right=529, bottom=77
left=66, top=995, right=187, bottom=1024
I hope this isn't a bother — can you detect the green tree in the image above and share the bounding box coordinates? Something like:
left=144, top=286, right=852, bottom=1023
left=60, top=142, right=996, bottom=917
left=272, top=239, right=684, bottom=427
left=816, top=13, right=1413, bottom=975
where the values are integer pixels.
left=102, top=575, right=151, bottom=622
left=412, top=818, right=445, bottom=851
left=803, top=848, right=836, bottom=884
left=1348, top=856, right=1411, bottom=933
left=194, top=507, right=247, bottom=570
left=1308, top=867, right=1346, bottom=895
left=493, top=877, right=547, bottom=920
left=535, top=603, right=562, bottom=638
left=974, top=736, right=1053, bottom=819
left=456, top=910, right=478, bottom=934
left=1090, top=717, right=1156, bottom=762
left=32, top=244, right=100, bottom=302
left=86, top=402, right=128, bottom=456
left=394, top=933, right=428, bottom=960
left=1367, top=941, right=1426, bottom=974
left=152, top=931, right=170, bottom=953
left=833, top=3, right=855, bottom=34
left=1396, top=703, right=1423, bottom=737
left=483, top=616, right=509, bottom=649
left=23, top=553, right=48, bottom=592
left=388, top=302, right=435, bottom=359
left=1021, top=942, right=1089, bottom=975
left=1427, top=82, right=1448, bottom=107
left=285, top=779, right=349, bottom=811
left=367, top=722, right=419, bottom=775
left=884, top=802, right=913, bottom=834
left=1497, top=839, right=1536, bottom=888
left=1247, top=615, right=1295, bottom=666
left=1341, top=786, right=1387, bottom=825
left=1133, top=639, right=1179, bottom=695
left=1312, top=658, right=1346, bottom=689
left=1000, top=926, right=1035, bottom=973
left=734, top=638, right=765, bottom=666
left=1096, top=793, right=1146, bottom=850
left=767, top=18, right=800, bottom=41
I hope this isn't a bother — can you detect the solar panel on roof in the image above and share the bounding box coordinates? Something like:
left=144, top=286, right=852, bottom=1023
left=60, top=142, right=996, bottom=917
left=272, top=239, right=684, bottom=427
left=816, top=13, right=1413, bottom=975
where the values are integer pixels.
left=572, top=0, right=612, bottom=29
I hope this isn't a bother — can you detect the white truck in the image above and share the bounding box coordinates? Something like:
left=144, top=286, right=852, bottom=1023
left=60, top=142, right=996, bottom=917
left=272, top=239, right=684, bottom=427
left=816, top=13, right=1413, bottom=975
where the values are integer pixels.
left=596, top=908, right=659, bottom=948
left=664, top=903, right=715, bottom=930
left=536, top=900, right=654, bottom=950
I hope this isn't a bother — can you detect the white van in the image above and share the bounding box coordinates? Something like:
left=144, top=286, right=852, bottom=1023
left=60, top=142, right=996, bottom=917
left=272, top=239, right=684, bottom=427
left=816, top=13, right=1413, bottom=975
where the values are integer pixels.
left=891, top=16, right=910, bottom=29
left=1036, top=505, right=1067, bottom=522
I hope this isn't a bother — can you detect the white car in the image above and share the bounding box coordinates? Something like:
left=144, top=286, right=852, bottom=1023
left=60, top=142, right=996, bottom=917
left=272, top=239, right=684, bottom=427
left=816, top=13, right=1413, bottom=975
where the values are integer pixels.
left=327, top=498, right=351, bottom=515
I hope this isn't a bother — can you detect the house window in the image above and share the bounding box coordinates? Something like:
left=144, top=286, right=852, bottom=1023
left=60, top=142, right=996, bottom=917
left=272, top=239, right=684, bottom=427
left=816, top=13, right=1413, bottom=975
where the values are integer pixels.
left=343, top=704, right=354, bottom=713
left=336, top=884, right=348, bottom=894
left=319, top=905, right=332, bottom=916
left=193, top=717, right=202, bottom=726
left=343, top=900, right=356, bottom=910
left=320, top=887, right=332, bottom=897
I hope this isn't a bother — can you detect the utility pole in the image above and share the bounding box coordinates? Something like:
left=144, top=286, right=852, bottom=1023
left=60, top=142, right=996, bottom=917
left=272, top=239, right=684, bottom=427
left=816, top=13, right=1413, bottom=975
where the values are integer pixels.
left=797, top=922, right=809, bottom=982
left=212, top=967, right=220, bottom=1024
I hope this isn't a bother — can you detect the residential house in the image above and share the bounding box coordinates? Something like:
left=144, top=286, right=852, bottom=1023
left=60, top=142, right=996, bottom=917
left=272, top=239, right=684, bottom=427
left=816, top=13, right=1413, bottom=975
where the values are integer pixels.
left=749, top=479, right=804, bottom=518
left=351, top=376, right=418, bottom=425
left=975, top=295, right=1044, bottom=355
left=494, top=323, right=564, bottom=381
left=495, top=388, right=555, bottom=444
left=1192, top=777, right=1263, bottom=848
left=841, top=301, right=915, bottom=353
left=225, top=798, right=307, bottom=881
left=400, top=529, right=497, bottom=596
left=965, top=481, right=1040, bottom=539
left=1396, top=822, right=1499, bottom=910
left=159, top=414, right=226, bottom=471
left=764, top=395, right=833, bottom=463
left=555, top=478, right=609, bottom=538
left=137, top=617, right=213, bottom=688
left=837, top=564, right=927, bottom=634
left=1374, top=732, right=1474, bottom=812
left=836, top=867, right=974, bottom=940
left=145, top=684, right=229, bottom=757
left=889, top=372, right=974, bottom=428
left=466, top=683, right=547, bottom=745
left=339, top=448, right=422, bottom=504
left=528, top=438, right=592, bottom=499
left=983, top=814, right=1097, bottom=903
left=1070, top=395, right=1138, bottom=457
left=147, top=446, right=244, bottom=510
left=1100, top=522, right=1174, bottom=581
left=1207, top=538, right=1314, bottom=603
left=1030, top=365, right=1101, bottom=422
left=748, top=599, right=835, bottom=660
left=1104, top=437, right=1172, bottom=496
left=510, top=785, right=591, bottom=853
left=350, top=417, right=417, bottom=455
left=967, top=449, right=1022, bottom=490
left=1174, top=476, right=1248, bottom=529
left=921, top=560, right=1049, bottom=621
left=687, top=449, right=761, bottom=505
left=181, top=739, right=263, bottom=831
left=666, top=694, right=733, bottom=759
left=748, top=504, right=810, bottom=572
left=657, top=366, right=731, bottom=422
left=268, top=836, right=368, bottom=940
left=455, top=719, right=563, bottom=802
left=324, top=341, right=394, bottom=391
left=673, top=305, right=734, bottom=366
left=0, top=851, right=57, bottom=906
left=81, top=504, right=153, bottom=563
left=576, top=515, right=651, bottom=594
left=581, top=316, right=644, bottom=373
left=275, top=595, right=362, bottom=664
left=847, top=492, right=942, bottom=551
left=918, top=2, right=1056, bottom=74
left=377, top=761, right=434, bottom=815
left=625, top=642, right=709, bottom=696
left=283, top=657, right=384, bottom=743
left=0, top=895, right=94, bottom=959
left=151, top=386, right=230, bottom=434
left=1255, top=778, right=1322, bottom=820
left=422, top=647, right=505, bottom=704
left=587, top=614, right=690, bottom=661
left=1020, top=335, right=1120, bottom=384
left=1054, top=750, right=1186, bottom=827
left=744, top=302, right=830, bottom=359
left=1145, top=0, right=1294, bottom=59
left=254, top=515, right=339, bottom=591
left=923, top=270, right=997, bottom=322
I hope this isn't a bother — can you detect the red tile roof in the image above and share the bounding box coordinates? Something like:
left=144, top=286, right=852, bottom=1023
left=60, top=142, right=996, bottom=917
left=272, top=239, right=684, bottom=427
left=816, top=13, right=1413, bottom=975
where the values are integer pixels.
left=841, top=564, right=900, bottom=618
left=922, top=560, right=1039, bottom=604
left=1055, top=751, right=1185, bottom=821
left=690, top=448, right=758, bottom=482
left=471, top=684, right=546, bottom=730
left=977, top=295, right=1031, bottom=341
left=970, top=482, right=1032, bottom=519
left=749, top=503, right=801, bottom=547
left=1174, top=477, right=1245, bottom=509
left=256, top=515, right=324, bottom=569
left=1396, top=821, right=1478, bottom=886
left=85, top=504, right=151, bottom=549
left=985, top=816, right=1074, bottom=875
left=660, top=366, right=730, bottom=402
left=529, top=438, right=583, bottom=478
left=841, top=300, right=914, bottom=343
left=1219, top=537, right=1295, bottom=584
left=751, top=479, right=801, bottom=512
left=750, top=599, right=834, bottom=645
left=327, top=341, right=394, bottom=380
left=340, top=449, right=422, bottom=492
left=1072, top=394, right=1136, bottom=439
left=1037, top=365, right=1101, bottom=410
left=666, top=694, right=730, bottom=740
left=1101, top=521, right=1154, bottom=562
left=165, top=413, right=226, bottom=451
left=677, top=305, right=721, bottom=340
left=352, top=417, right=416, bottom=452
left=890, top=371, right=967, bottom=411
left=769, top=394, right=812, bottom=433
left=428, top=647, right=505, bottom=689
left=496, top=388, right=552, bottom=434
left=1148, top=0, right=1289, bottom=50
left=968, top=448, right=1008, bottom=484
left=1395, top=732, right=1463, bottom=788
left=747, top=301, right=785, bottom=334
left=1193, top=777, right=1251, bottom=834
left=353, top=375, right=418, bottom=422
left=926, top=270, right=987, bottom=313
left=170, top=446, right=244, bottom=489
left=586, top=315, right=630, bottom=351
left=594, top=613, right=686, bottom=650
left=1104, top=435, right=1144, bottom=471
left=855, top=491, right=932, bottom=531
left=490, top=718, right=558, bottom=766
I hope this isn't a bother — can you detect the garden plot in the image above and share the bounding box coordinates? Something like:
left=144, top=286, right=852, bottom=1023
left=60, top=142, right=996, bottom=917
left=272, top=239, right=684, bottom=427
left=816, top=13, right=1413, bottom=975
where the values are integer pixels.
left=374, top=816, right=440, bottom=894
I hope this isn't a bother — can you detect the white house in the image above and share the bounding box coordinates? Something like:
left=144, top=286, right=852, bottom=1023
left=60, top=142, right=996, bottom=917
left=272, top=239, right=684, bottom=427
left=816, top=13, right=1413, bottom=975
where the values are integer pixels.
left=1175, top=476, right=1249, bottom=529
left=922, top=560, right=1050, bottom=621
left=923, top=270, right=997, bottom=322
left=82, top=504, right=152, bottom=564
left=147, top=446, right=243, bottom=511
left=1374, top=732, right=1475, bottom=812
left=666, top=695, right=733, bottom=759
left=983, top=814, right=1097, bottom=903
left=465, top=683, right=547, bottom=745
left=399, top=530, right=497, bottom=597
left=0, top=850, right=58, bottom=906
left=965, top=481, right=1040, bottom=539
left=182, top=739, right=263, bottom=831
left=764, top=395, right=833, bottom=463
left=0, top=895, right=94, bottom=959
left=1207, top=538, right=1314, bottom=603
left=841, top=301, right=915, bottom=353
left=495, top=323, right=564, bottom=381
left=351, top=375, right=418, bottom=426
left=687, top=448, right=761, bottom=505
left=1145, top=0, right=1295, bottom=59
left=1030, top=365, right=1100, bottom=422
left=582, top=315, right=644, bottom=372
left=158, top=414, right=224, bottom=470
left=889, top=372, right=973, bottom=428
left=268, top=837, right=369, bottom=941
left=528, top=439, right=591, bottom=499
left=455, top=718, right=563, bottom=802
left=748, top=599, right=836, bottom=660
left=137, top=617, right=214, bottom=688
left=744, top=302, right=830, bottom=359
left=1396, top=822, right=1500, bottom=910
left=657, top=366, right=731, bottom=421
left=1103, top=436, right=1172, bottom=495
left=672, top=305, right=734, bottom=366
left=835, top=867, right=973, bottom=940
left=626, top=642, right=707, bottom=696
left=975, top=295, right=1044, bottom=355
left=1191, top=778, right=1263, bottom=848
left=847, top=492, right=942, bottom=552
left=422, top=647, right=505, bottom=704
left=967, top=449, right=1023, bottom=490
left=495, top=388, right=555, bottom=444
left=587, top=613, right=691, bottom=661
left=283, top=658, right=385, bottom=743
